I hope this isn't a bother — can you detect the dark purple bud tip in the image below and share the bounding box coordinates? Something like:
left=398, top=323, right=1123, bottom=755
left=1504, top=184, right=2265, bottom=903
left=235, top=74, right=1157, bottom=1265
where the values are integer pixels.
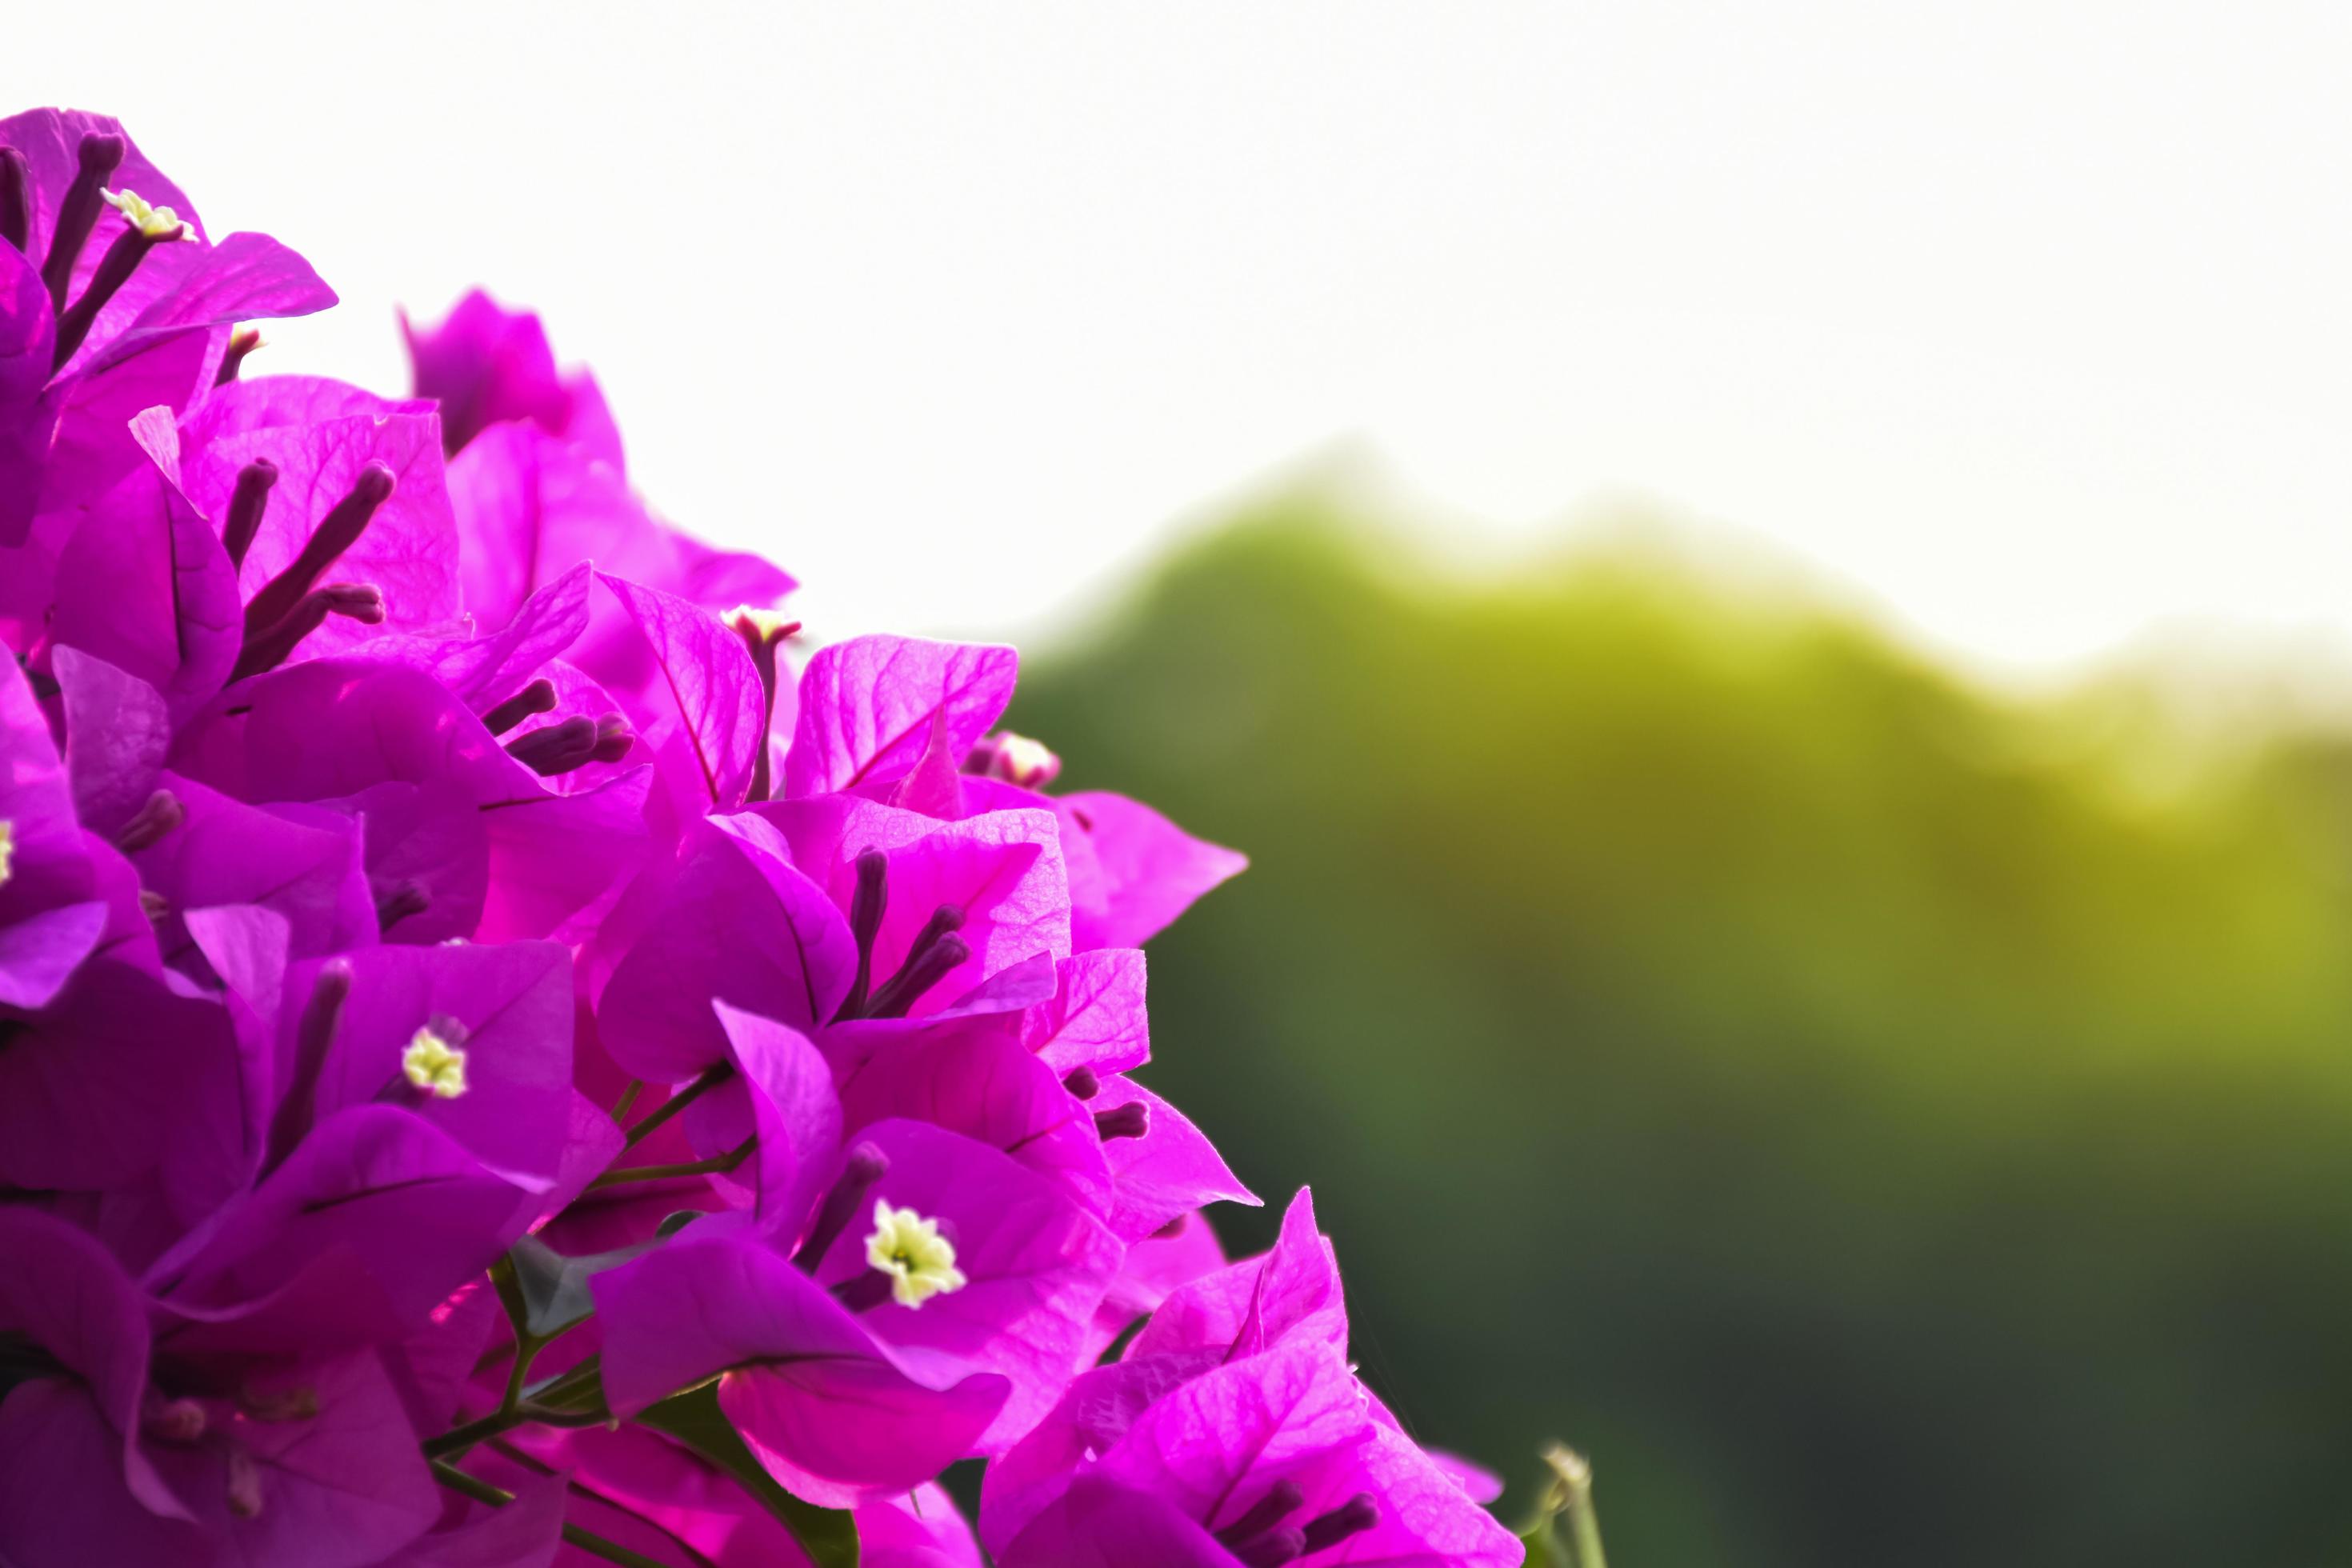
left=834, top=847, right=894, bottom=1021
left=114, top=789, right=184, bottom=854
left=482, top=678, right=558, bottom=736
left=78, top=133, right=126, bottom=173
left=232, top=584, right=379, bottom=681
left=851, top=849, right=890, bottom=930
left=589, top=712, right=634, bottom=762
left=1094, top=1102, right=1150, bottom=1141
left=1062, top=1065, right=1099, bottom=1100
left=322, top=583, right=386, bottom=623
left=1215, top=1480, right=1305, bottom=1546
left=222, top=458, right=278, bottom=567
left=242, top=462, right=398, bottom=635
left=43, top=134, right=127, bottom=309
left=1233, top=1528, right=1305, bottom=1567
left=863, top=932, right=968, bottom=1020
left=263, top=959, right=351, bottom=1175
left=506, top=715, right=599, bottom=776
left=350, top=462, right=397, bottom=506
left=1298, top=1494, right=1378, bottom=1554
left=795, top=1141, right=891, bottom=1269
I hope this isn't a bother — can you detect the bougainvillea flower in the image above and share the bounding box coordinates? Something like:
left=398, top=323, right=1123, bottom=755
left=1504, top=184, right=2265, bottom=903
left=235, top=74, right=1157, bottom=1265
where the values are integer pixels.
left=1055, top=789, right=1249, bottom=952
left=784, top=634, right=1018, bottom=802
left=400, top=288, right=615, bottom=463
left=590, top=571, right=766, bottom=818
left=0, top=643, right=106, bottom=1006
left=167, top=657, right=653, bottom=945
left=596, top=815, right=856, bottom=1082
left=990, top=1338, right=1522, bottom=1568
left=0, top=1209, right=446, bottom=1568
left=168, top=376, right=462, bottom=662
left=0, top=109, right=335, bottom=545
left=270, top=938, right=574, bottom=1194
left=0, top=103, right=1528, bottom=1562
left=42, top=408, right=242, bottom=722
left=593, top=1230, right=1012, bottom=1508
left=128, top=774, right=376, bottom=973
left=754, top=795, right=1070, bottom=1022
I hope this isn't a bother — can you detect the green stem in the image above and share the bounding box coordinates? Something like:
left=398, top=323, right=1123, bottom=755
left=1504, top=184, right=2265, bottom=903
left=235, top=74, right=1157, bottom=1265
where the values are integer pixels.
left=421, top=1405, right=533, bottom=1460
left=1541, top=1445, right=1607, bottom=1568
left=499, top=1333, right=543, bottom=1414
left=610, top=1079, right=645, bottom=1122
left=584, top=1137, right=756, bottom=1192
left=620, top=1064, right=734, bottom=1150
left=427, top=1460, right=676, bottom=1568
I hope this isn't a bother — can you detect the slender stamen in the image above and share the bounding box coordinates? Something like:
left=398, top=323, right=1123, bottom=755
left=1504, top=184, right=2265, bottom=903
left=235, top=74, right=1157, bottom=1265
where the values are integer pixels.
left=794, top=1142, right=890, bottom=1269
left=1215, top=1481, right=1304, bottom=1547
left=1061, top=1066, right=1099, bottom=1100
left=137, top=888, right=169, bottom=922
left=1233, top=1530, right=1305, bottom=1566
left=113, top=789, right=183, bottom=853
left=53, top=213, right=184, bottom=370
left=40, top=132, right=123, bottom=313
left=835, top=848, right=889, bottom=1020
left=231, top=584, right=384, bottom=682
left=0, top=148, right=29, bottom=255
left=588, top=712, right=634, bottom=763
left=863, top=904, right=966, bottom=1020
left=242, top=462, right=396, bottom=635
left=262, top=960, right=352, bottom=1176
left=481, top=678, right=555, bottom=736
left=220, top=459, right=278, bottom=570
left=1094, top=1102, right=1150, bottom=1141
left=728, top=608, right=800, bottom=803
left=505, top=715, right=598, bottom=776
left=214, top=326, right=262, bottom=386
left=1298, top=1495, right=1378, bottom=1554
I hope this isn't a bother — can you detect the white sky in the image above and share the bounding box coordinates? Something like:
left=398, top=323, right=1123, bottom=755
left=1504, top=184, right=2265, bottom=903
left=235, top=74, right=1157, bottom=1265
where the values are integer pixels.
left=12, top=2, right=2352, bottom=674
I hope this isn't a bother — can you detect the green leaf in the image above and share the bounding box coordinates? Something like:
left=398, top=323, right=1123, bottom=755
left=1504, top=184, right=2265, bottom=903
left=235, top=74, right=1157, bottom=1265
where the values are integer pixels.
left=506, top=1234, right=653, bottom=1339
left=638, top=1382, right=859, bottom=1567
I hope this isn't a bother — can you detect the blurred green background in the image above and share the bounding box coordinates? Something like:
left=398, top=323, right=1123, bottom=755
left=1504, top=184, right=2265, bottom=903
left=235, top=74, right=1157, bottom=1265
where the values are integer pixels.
left=1007, top=492, right=2352, bottom=1568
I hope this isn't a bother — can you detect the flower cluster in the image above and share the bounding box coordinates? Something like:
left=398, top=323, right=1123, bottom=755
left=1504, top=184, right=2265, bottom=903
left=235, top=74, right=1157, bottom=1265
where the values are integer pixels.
left=0, top=108, right=1524, bottom=1566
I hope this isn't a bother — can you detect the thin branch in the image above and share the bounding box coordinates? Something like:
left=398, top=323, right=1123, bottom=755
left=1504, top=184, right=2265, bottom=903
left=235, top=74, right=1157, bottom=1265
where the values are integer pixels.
left=620, top=1064, right=734, bottom=1150
left=585, top=1137, right=755, bottom=1192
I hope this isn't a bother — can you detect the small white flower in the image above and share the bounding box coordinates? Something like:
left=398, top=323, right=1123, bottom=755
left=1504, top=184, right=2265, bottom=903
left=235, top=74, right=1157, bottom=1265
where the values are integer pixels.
left=863, top=1198, right=968, bottom=1309
left=102, top=187, right=193, bottom=241
left=401, top=1027, right=469, bottom=1098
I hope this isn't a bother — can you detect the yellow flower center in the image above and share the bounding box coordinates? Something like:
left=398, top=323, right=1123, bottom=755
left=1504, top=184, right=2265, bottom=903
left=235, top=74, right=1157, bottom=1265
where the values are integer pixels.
left=864, top=1198, right=968, bottom=1309
left=0, top=819, right=13, bottom=888
left=101, top=186, right=193, bottom=241
left=401, top=1028, right=469, bottom=1098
